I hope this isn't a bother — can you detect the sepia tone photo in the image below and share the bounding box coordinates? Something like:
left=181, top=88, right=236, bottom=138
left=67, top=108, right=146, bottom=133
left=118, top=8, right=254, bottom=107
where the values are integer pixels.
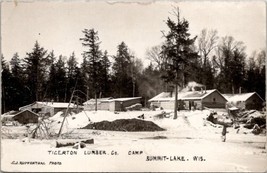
left=1, top=0, right=266, bottom=172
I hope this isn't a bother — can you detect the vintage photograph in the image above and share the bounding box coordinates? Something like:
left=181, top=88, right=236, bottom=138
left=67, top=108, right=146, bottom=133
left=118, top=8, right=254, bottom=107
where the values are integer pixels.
left=1, top=0, right=266, bottom=172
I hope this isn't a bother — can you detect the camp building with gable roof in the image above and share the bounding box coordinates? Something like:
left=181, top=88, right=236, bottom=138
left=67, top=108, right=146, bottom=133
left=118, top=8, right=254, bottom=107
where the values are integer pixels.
left=149, top=89, right=227, bottom=110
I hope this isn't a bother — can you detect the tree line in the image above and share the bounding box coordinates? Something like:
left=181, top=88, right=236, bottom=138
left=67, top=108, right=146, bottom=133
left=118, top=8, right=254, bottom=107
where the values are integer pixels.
left=1, top=7, right=265, bottom=113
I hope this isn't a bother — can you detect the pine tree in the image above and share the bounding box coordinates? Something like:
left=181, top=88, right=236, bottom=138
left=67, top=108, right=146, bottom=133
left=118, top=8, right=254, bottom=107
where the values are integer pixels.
left=112, top=42, right=133, bottom=98
left=9, top=53, right=26, bottom=109
left=161, top=7, right=198, bottom=119
left=24, top=41, right=47, bottom=102
left=80, top=29, right=102, bottom=111
left=65, top=52, right=79, bottom=101
left=10, top=53, right=23, bottom=77
left=245, top=51, right=266, bottom=99
left=1, top=56, right=12, bottom=113
left=99, top=50, right=111, bottom=97
left=44, top=51, right=58, bottom=102
left=54, top=55, right=67, bottom=101
left=80, top=56, right=90, bottom=100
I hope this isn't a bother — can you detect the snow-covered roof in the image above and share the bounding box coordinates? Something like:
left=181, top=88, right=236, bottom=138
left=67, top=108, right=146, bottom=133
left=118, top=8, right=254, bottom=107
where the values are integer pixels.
left=180, top=89, right=217, bottom=100
left=112, top=97, right=142, bottom=102
left=83, top=97, right=141, bottom=105
left=83, top=97, right=113, bottom=105
left=1, top=110, right=39, bottom=120
left=149, top=89, right=224, bottom=102
left=148, top=92, right=171, bottom=102
left=13, top=109, right=39, bottom=117
left=222, top=92, right=264, bottom=102
left=19, top=102, right=77, bottom=110
left=36, top=102, right=76, bottom=108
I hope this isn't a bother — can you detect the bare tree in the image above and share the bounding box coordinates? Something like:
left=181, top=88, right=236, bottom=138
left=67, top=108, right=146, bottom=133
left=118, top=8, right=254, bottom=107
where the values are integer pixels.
left=212, top=36, right=246, bottom=94
left=212, top=36, right=245, bottom=70
left=145, top=45, right=165, bottom=70
left=197, top=29, right=219, bottom=67
left=256, top=50, right=266, bottom=71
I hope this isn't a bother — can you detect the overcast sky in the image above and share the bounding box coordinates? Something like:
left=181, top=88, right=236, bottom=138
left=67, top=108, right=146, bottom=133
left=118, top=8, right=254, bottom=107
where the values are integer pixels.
left=1, top=1, right=266, bottom=66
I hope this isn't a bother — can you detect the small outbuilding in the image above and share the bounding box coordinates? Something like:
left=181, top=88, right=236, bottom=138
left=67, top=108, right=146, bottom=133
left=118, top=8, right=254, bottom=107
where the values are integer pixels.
left=223, top=92, right=264, bottom=110
left=1, top=110, right=39, bottom=125
left=149, top=89, right=227, bottom=110
left=12, top=110, right=39, bottom=124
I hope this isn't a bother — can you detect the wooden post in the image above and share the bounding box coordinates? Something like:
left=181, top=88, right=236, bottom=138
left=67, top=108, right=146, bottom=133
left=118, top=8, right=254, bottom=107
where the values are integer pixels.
left=174, top=83, right=178, bottom=119
left=58, top=89, right=75, bottom=138
left=95, top=93, right=97, bottom=111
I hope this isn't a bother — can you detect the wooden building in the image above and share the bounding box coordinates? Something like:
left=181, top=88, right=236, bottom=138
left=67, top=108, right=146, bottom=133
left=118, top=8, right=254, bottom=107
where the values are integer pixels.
left=12, top=110, right=39, bottom=124
left=223, top=92, right=264, bottom=110
left=109, top=97, right=142, bottom=111
left=1, top=110, right=39, bottom=125
left=19, top=101, right=77, bottom=116
left=149, top=89, right=227, bottom=110
left=83, top=97, right=142, bottom=111
left=83, top=97, right=113, bottom=111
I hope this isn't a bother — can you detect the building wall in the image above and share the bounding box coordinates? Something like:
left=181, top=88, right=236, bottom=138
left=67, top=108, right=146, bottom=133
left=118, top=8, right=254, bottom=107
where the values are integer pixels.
left=84, top=104, right=95, bottom=111
left=160, top=101, right=175, bottom=110
left=234, top=101, right=246, bottom=110
left=111, top=99, right=141, bottom=111
left=184, top=100, right=202, bottom=110
left=121, top=99, right=141, bottom=108
left=150, top=102, right=161, bottom=108
left=202, top=91, right=226, bottom=108
left=42, top=106, right=54, bottom=116
left=13, top=111, right=39, bottom=124
left=245, top=94, right=264, bottom=110
left=98, top=102, right=110, bottom=110
left=154, top=100, right=185, bottom=110
left=84, top=98, right=141, bottom=112
left=109, top=101, right=124, bottom=112
left=85, top=102, right=115, bottom=111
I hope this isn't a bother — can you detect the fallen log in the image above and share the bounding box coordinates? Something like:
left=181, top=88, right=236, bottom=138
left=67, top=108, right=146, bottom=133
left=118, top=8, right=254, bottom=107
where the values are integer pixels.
left=56, top=139, right=94, bottom=148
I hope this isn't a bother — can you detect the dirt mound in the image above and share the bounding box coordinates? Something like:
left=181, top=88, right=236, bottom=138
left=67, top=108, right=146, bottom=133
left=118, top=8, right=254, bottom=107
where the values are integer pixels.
left=82, top=118, right=165, bottom=132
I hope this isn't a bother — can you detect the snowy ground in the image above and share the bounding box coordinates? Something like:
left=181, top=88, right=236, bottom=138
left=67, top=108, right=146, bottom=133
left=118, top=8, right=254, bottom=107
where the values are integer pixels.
left=1, top=110, right=267, bottom=172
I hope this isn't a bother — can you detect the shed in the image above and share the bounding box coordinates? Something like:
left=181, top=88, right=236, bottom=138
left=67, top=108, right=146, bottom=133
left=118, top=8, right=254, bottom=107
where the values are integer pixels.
left=149, top=89, right=227, bottom=110
left=223, top=92, right=264, bottom=110
left=19, top=101, right=77, bottom=116
left=4, top=110, right=39, bottom=124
